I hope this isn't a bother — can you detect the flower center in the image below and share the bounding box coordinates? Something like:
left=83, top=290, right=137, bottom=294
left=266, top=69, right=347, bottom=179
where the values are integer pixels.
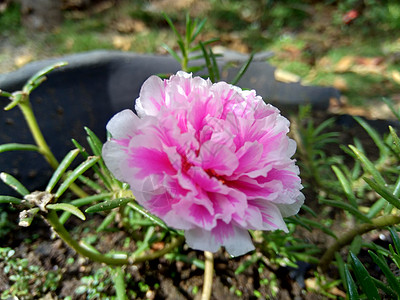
left=181, top=155, right=193, bottom=172
left=206, top=169, right=226, bottom=184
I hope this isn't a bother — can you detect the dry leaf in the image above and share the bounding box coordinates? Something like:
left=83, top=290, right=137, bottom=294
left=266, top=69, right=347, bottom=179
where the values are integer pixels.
left=391, top=70, right=400, bottom=84
left=334, top=56, right=355, bottom=73
left=351, top=64, right=386, bottom=75
left=356, top=56, right=384, bottom=66
left=274, top=69, right=301, bottom=83
left=14, top=53, right=33, bottom=68
left=112, top=35, right=132, bottom=51
left=114, top=18, right=147, bottom=33
left=316, top=56, right=333, bottom=69
left=333, top=76, right=348, bottom=91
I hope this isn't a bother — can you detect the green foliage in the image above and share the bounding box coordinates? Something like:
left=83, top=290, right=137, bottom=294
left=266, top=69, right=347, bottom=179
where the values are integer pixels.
left=292, top=105, right=341, bottom=190
left=0, top=247, right=62, bottom=299
left=0, top=2, right=21, bottom=34
left=75, top=266, right=115, bottom=299
left=0, top=211, right=14, bottom=237
left=326, top=98, right=400, bottom=298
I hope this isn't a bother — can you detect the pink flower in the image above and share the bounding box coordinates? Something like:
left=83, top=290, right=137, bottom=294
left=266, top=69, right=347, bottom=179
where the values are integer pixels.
left=102, top=71, right=304, bottom=256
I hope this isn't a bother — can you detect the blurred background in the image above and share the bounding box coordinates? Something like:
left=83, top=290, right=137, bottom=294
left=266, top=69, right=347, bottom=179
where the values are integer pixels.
left=1, top=0, right=400, bottom=115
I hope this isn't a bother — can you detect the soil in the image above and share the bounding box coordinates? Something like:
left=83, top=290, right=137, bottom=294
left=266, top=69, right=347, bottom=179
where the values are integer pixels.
left=0, top=212, right=322, bottom=300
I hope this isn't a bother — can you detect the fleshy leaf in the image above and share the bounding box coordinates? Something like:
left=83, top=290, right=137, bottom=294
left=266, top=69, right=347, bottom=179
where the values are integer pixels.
left=47, top=203, right=86, bottom=220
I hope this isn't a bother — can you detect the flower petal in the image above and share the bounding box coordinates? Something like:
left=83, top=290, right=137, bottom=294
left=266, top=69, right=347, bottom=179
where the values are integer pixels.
left=197, top=141, right=239, bottom=176
left=185, top=228, right=221, bottom=253
left=223, top=226, right=255, bottom=257
left=136, top=75, right=166, bottom=117
left=106, top=109, right=140, bottom=139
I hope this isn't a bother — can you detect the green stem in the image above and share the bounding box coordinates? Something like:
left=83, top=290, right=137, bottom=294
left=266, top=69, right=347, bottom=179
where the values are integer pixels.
left=319, top=214, right=400, bottom=272
left=47, top=210, right=128, bottom=265
left=46, top=210, right=184, bottom=265
left=113, top=267, right=127, bottom=300
left=201, top=251, right=214, bottom=300
left=19, top=99, right=59, bottom=170
left=182, top=55, right=188, bottom=72
left=18, top=95, right=87, bottom=198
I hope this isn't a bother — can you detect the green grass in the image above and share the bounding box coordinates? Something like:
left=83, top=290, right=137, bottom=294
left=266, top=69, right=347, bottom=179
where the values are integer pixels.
left=0, top=2, right=21, bottom=33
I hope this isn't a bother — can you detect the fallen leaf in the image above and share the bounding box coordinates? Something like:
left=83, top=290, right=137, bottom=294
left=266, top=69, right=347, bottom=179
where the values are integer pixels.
left=351, top=64, right=386, bottom=75
left=316, top=56, right=333, bottom=69
left=112, top=35, right=132, bottom=51
left=114, top=17, right=147, bottom=33
left=274, top=69, right=301, bottom=83
left=14, top=53, right=33, bottom=68
left=334, top=56, right=355, bottom=73
left=355, top=56, right=384, bottom=66
left=391, top=70, right=400, bottom=85
left=333, top=76, right=348, bottom=91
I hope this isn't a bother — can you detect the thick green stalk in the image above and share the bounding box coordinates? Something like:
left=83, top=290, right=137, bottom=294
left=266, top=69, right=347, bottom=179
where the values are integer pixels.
left=47, top=210, right=129, bottom=265
left=18, top=99, right=59, bottom=170
left=319, top=214, right=400, bottom=272
left=46, top=210, right=184, bottom=265
left=201, top=251, right=214, bottom=300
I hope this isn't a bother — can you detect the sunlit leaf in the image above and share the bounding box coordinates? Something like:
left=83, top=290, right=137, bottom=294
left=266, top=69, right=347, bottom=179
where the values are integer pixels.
left=85, top=197, right=132, bottom=213
left=367, top=198, right=387, bottom=218
left=0, top=143, right=39, bottom=153
left=349, top=145, right=386, bottom=186
left=162, top=44, right=182, bottom=63
left=191, top=18, right=207, bottom=42
left=0, top=195, right=23, bottom=205
left=84, top=127, right=103, bottom=157
left=47, top=203, right=86, bottom=220
left=55, top=156, right=100, bottom=198
left=363, top=177, right=400, bottom=210
left=0, top=172, right=29, bottom=196
left=25, top=62, right=68, bottom=94
left=4, top=91, right=24, bottom=110
left=382, top=97, right=400, bottom=121
left=59, top=193, right=112, bottom=224
left=230, top=53, right=254, bottom=85
left=199, top=42, right=215, bottom=82
left=354, top=116, right=387, bottom=157
left=332, top=165, right=358, bottom=207
left=389, top=126, right=400, bottom=153
left=46, top=149, right=80, bottom=193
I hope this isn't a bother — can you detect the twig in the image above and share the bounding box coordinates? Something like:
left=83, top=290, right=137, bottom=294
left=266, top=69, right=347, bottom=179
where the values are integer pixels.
left=319, top=214, right=400, bottom=272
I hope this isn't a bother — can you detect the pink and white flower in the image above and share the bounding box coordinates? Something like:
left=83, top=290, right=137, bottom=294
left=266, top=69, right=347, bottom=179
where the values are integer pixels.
left=102, top=71, right=304, bottom=256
